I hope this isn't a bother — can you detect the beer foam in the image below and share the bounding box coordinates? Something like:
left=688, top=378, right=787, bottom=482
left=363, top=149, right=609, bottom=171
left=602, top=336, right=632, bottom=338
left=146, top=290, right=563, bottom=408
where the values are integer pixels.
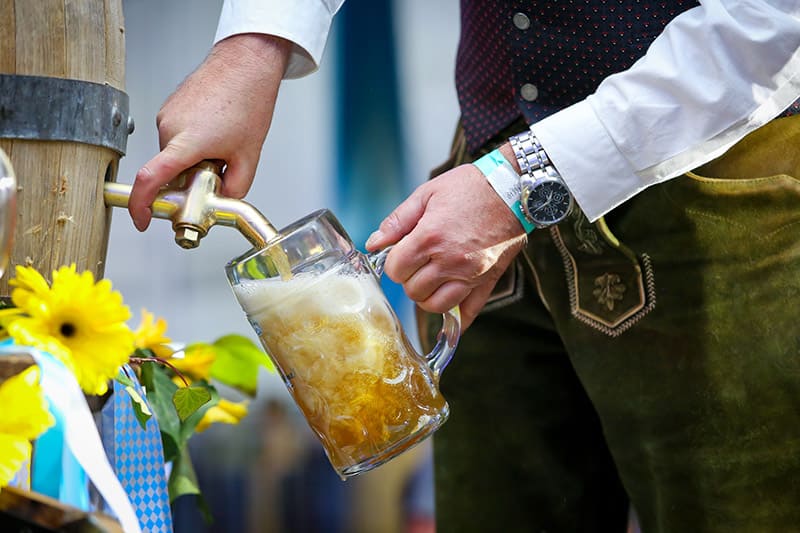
left=233, top=266, right=396, bottom=377
left=233, top=268, right=384, bottom=319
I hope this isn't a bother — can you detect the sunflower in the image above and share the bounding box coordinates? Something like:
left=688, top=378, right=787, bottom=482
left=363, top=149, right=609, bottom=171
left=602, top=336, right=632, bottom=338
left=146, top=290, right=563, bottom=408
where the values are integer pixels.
left=133, top=309, right=174, bottom=359
left=0, top=365, right=55, bottom=488
left=7, top=265, right=134, bottom=396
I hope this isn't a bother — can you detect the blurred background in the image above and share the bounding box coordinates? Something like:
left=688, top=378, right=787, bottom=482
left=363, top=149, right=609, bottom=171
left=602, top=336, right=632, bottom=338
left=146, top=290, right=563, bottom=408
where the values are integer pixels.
left=107, top=1, right=460, bottom=531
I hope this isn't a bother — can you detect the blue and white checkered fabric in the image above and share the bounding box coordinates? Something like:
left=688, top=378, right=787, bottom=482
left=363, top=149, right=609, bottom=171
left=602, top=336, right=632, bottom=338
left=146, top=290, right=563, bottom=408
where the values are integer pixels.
left=101, top=368, right=173, bottom=533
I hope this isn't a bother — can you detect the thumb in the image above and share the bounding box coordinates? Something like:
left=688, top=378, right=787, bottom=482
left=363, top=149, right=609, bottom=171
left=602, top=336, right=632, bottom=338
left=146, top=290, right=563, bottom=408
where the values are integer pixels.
left=365, top=189, right=428, bottom=251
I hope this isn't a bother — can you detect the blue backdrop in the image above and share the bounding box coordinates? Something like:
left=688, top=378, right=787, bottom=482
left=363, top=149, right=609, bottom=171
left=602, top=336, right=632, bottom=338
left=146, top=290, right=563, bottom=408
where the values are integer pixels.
left=333, top=0, right=414, bottom=330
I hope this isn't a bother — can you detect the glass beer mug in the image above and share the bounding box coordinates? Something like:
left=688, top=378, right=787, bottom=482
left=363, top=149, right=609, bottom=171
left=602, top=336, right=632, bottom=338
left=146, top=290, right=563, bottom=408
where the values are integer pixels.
left=225, top=209, right=461, bottom=478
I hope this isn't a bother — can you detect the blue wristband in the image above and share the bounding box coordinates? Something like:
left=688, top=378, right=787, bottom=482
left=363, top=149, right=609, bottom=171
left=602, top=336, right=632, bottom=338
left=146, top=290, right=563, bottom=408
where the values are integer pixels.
left=473, top=149, right=536, bottom=233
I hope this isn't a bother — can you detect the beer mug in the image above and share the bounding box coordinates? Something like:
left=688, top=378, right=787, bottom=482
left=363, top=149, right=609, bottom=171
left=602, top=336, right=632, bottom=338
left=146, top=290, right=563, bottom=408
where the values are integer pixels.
left=225, top=209, right=460, bottom=478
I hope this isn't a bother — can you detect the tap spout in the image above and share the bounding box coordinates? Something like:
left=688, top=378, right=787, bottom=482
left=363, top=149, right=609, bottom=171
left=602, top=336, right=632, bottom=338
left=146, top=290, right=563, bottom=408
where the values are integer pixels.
left=204, top=195, right=279, bottom=249
left=103, top=161, right=279, bottom=249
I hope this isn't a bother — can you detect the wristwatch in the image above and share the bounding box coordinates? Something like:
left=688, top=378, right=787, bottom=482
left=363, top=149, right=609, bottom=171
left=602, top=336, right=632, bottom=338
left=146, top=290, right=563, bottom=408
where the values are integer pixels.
left=509, top=130, right=574, bottom=228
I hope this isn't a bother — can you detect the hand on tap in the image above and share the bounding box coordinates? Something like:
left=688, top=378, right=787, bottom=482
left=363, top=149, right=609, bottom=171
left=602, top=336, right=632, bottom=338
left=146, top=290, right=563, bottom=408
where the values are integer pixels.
left=128, top=33, right=292, bottom=231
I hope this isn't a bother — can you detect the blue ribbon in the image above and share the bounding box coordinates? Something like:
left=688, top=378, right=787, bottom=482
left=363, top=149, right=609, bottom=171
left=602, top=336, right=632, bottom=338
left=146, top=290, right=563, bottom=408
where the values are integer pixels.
left=0, top=339, right=88, bottom=509
left=0, top=340, right=143, bottom=532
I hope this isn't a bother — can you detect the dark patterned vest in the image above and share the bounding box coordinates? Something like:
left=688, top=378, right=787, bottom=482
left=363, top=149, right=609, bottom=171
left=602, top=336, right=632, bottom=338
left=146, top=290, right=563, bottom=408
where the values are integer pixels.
left=456, top=0, right=800, bottom=153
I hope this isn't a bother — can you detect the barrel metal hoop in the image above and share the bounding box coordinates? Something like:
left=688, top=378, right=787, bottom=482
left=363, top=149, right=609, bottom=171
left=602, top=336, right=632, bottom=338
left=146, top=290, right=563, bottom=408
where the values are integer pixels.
left=0, top=73, right=132, bottom=155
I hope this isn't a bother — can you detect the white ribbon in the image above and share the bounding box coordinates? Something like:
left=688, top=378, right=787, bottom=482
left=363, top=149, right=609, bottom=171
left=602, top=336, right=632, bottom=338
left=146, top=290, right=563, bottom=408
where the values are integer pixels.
left=1, top=345, right=142, bottom=533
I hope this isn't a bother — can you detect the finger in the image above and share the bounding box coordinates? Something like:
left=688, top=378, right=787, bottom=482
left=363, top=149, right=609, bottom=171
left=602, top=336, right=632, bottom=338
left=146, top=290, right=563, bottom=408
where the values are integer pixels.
left=383, top=238, right=432, bottom=285
left=365, top=187, right=428, bottom=251
left=220, top=157, right=257, bottom=199
left=403, top=261, right=464, bottom=303
left=457, top=281, right=498, bottom=330
left=416, top=279, right=471, bottom=315
left=129, top=143, right=200, bottom=231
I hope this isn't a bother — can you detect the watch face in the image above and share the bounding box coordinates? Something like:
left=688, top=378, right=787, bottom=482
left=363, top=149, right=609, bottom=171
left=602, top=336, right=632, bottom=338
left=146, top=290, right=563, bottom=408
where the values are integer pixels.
left=523, top=179, right=573, bottom=226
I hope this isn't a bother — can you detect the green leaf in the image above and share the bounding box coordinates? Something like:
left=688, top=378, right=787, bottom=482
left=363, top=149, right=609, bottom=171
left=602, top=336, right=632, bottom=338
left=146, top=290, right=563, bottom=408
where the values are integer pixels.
left=115, top=371, right=136, bottom=389
left=139, top=361, right=182, bottom=463
left=125, top=385, right=152, bottom=430
left=168, top=443, right=200, bottom=502
left=140, top=362, right=222, bottom=459
left=209, top=334, right=275, bottom=396
left=133, top=347, right=156, bottom=359
left=177, top=382, right=219, bottom=443
left=168, top=443, right=215, bottom=524
left=173, top=386, right=212, bottom=422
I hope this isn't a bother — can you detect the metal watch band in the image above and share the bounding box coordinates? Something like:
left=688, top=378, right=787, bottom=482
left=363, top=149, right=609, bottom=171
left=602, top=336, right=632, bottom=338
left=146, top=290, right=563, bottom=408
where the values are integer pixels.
left=509, top=130, right=551, bottom=176
left=509, top=129, right=574, bottom=228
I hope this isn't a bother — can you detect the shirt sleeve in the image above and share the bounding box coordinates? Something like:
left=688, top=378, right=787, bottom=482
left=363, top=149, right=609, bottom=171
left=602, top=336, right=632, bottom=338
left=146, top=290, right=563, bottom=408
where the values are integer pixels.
left=214, top=0, right=346, bottom=79
left=530, top=0, right=800, bottom=221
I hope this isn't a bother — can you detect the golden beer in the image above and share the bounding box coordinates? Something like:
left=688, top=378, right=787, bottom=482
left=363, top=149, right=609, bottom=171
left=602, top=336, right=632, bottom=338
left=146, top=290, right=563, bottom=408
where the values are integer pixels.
left=226, top=209, right=459, bottom=477
left=234, top=263, right=446, bottom=475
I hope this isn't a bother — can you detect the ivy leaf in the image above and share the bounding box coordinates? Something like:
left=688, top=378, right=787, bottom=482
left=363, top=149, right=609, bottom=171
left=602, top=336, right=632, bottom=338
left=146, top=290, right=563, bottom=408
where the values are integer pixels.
left=209, top=334, right=274, bottom=396
left=168, top=443, right=200, bottom=502
left=172, top=386, right=212, bottom=422
left=124, top=385, right=153, bottom=430
left=139, top=361, right=181, bottom=463
left=115, top=371, right=136, bottom=389
left=169, top=447, right=214, bottom=524
left=177, top=382, right=219, bottom=443
left=116, top=366, right=150, bottom=430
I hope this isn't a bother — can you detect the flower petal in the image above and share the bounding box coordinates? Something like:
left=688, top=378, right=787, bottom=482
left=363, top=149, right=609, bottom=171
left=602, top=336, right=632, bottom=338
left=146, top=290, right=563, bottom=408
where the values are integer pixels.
left=195, top=399, right=249, bottom=433
left=0, top=366, right=55, bottom=442
left=0, top=434, right=32, bottom=489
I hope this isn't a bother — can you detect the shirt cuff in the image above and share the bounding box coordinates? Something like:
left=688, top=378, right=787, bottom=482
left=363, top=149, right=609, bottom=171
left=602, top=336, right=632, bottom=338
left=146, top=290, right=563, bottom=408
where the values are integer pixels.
left=214, top=0, right=340, bottom=79
left=531, top=100, right=641, bottom=222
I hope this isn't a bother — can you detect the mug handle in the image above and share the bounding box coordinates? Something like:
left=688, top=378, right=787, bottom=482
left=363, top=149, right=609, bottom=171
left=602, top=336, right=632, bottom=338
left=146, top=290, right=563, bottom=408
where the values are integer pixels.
left=367, top=246, right=461, bottom=381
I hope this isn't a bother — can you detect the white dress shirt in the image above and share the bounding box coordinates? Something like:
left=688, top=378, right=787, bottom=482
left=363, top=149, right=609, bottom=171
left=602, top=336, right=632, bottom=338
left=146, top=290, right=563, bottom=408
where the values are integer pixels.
left=215, top=0, right=345, bottom=79
left=216, top=0, right=800, bottom=221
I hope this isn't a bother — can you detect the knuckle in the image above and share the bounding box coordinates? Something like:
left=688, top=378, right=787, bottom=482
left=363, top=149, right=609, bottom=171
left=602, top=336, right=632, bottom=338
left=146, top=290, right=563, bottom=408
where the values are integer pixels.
left=382, top=211, right=403, bottom=233
left=417, top=229, right=442, bottom=250
left=417, top=299, right=443, bottom=314
left=404, top=282, right=429, bottom=303
left=463, top=250, right=493, bottom=277
left=134, top=166, right=154, bottom=184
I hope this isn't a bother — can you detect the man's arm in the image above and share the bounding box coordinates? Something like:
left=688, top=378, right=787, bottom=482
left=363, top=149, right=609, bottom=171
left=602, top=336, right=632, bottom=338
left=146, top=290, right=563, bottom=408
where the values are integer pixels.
left=536, top=0, right=800, bottom=221
left=128, top=0, right=345, bottom=230
left=368, top=0, right=800, bottom=328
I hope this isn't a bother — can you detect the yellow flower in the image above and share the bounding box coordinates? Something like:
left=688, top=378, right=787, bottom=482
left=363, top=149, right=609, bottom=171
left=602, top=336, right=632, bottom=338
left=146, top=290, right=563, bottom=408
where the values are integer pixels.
left=7, top=265, right=134, bottom=396
left=133, top=309, right=174, bottom=359
left=0, top=366, right=55, bottom=488
left=167, top=343, right=217, bottom=382
left=195, top=398, right=249, bottom=433
left=0, top=307, right=24, bottom=339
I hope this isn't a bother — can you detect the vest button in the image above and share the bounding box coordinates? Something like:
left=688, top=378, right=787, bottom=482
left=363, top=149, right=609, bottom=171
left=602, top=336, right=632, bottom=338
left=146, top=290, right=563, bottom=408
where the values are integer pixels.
left=512, top=12, right=531, bottom=30
left=520, top=83, right=539, bottom=102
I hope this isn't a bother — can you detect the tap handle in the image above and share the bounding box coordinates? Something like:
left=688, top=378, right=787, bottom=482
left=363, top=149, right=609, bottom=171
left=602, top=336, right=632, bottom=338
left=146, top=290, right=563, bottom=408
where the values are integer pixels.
left=197, top=159, right=224, bottom=177
left=104, top=160, right=278, bottom=250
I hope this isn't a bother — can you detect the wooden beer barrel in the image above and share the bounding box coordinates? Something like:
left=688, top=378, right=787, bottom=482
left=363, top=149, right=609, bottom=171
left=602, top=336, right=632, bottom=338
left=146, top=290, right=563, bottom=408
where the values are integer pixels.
left=0, top=0, right=128, bottom=293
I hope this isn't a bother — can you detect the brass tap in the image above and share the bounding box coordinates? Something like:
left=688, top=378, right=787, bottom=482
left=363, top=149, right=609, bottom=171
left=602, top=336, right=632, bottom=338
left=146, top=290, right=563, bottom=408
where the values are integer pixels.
left=103, top=161, right=279, bottom=249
